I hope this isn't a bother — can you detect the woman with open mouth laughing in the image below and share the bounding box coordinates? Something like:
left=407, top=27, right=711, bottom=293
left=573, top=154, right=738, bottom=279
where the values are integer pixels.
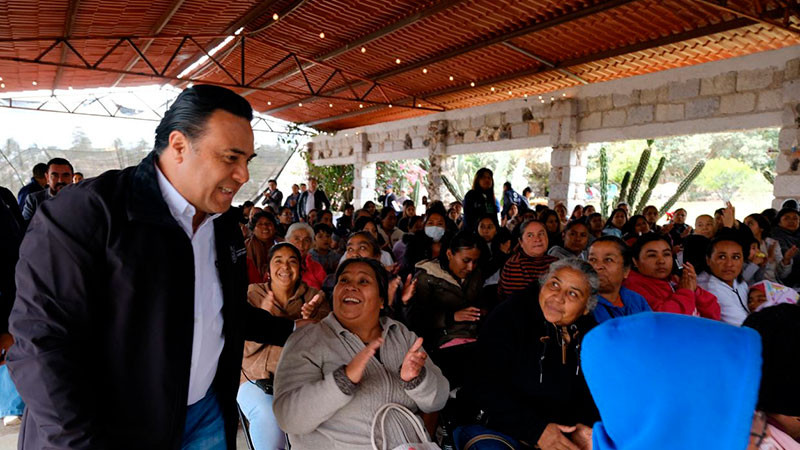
left=238, top=243, right=328, bottom=450
left=273, top=258, right=449, bottom=450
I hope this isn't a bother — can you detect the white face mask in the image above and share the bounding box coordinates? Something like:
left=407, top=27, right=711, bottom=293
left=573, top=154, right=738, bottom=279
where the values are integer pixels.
left=424, top=225, right=446, bottom=242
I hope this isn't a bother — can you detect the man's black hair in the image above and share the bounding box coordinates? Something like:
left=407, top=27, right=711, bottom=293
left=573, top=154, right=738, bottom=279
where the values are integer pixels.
left=32, top=163, right=47, bottom=178
left=522, top=187, right=532, bottom=196
left=268, top=179, right=277, bottom=184
left=503, top=181, right=512, bottom=190
left=46, top=158, right=74, bottom=173
left=153, top=85, right=253, bottom=156
left=74, top=172, right=84, bottom=177
left=402, top=199, right=415, bottom=208
left=243, top=201, right=255, bottom=208
left=313, top=223, right=335, bottom=236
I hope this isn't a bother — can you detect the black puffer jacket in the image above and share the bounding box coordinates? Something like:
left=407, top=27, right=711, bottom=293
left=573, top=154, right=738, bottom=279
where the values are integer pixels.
left=463, top=283, right=598, bottom=445
left=406, top=259, right=483, bottom=350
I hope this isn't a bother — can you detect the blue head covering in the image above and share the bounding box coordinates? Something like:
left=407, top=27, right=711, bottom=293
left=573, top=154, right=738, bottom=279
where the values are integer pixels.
left=582, top=313, right=762, bottom=450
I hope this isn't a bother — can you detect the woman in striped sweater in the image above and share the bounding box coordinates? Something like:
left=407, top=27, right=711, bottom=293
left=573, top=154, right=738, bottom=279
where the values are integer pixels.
left=498, top=219, right=558, bottom=300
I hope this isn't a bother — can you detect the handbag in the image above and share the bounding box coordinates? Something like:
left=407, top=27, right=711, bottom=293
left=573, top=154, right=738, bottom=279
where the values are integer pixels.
left=370, top=403, right=441, bottom=450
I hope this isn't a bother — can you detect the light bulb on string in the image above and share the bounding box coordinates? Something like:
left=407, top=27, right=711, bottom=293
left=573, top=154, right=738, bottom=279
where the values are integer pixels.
left=395, top=58, right=401, bottom=64
left=422, top=68, right=428, bottom=74
left=319, top=32, right=325, bottom=39
left=272, top=13, right=279, bottom=20
left=449, top=76, right=454, bottom=81
left=361, top=47, right=366, bottom=53
left=470, top=82, right=475, bottom=87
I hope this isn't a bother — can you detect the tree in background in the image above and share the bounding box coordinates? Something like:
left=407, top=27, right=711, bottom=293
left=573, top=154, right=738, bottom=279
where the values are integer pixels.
left=694, top=158, right=763, bottom=202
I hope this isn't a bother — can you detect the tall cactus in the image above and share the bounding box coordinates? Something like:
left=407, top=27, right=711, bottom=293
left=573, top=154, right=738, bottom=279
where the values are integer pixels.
left=616, top=171, right=631, bottom=207
left=763, top=170, right=775, bottom=184
left=599, top=147, right=609, bottom=219
left=658, top=160, right=706, bottom=217
left=626, top=147, right=651, bottom=205
left=635, top=156, right=666, bottom=215
left=412, top=180, right=421, bottom=205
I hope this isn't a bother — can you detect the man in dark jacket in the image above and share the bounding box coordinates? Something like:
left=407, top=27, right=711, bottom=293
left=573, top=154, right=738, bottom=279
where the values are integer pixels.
left=261, top=179, right=283, bottom=212
left=501, top=181, right=529, bottom=218
left=21, top=157, right=74, bottom=224
left=16, top=162, right=47, bottom=209
left=297, top=176, right=330, bottom=221
left=8, top=85, right=300, bottom=450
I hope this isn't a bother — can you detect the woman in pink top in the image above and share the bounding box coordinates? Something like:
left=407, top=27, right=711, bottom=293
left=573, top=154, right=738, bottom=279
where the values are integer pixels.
left=623, top=233, right=720, bottom=320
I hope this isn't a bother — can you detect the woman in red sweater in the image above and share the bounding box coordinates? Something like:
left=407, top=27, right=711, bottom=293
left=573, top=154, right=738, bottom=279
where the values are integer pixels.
left=623, top=233, right=720, bottom=319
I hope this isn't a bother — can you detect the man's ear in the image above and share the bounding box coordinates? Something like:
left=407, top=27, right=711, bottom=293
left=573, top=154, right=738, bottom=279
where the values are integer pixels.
left=167, top=130, right=190, bottom=163
left=622, top=265, right=631, bottom=279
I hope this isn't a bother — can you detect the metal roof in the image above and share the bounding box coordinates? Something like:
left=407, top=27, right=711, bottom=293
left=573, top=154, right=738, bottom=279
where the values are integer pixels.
left=0, top=0, right=797, bottom=131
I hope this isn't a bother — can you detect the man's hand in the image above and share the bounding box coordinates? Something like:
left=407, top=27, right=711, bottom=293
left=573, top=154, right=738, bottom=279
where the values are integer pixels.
left=537, top=423, right=579, bottom=450
left=399, top=338, right=426, bottom=382
left=345, top=338, right=383, bottom=384
left=0, top=333, right=13, bottom=366
left=569, top=424, right=593, bottom=450
left=301, top=293, right=323, bottom=320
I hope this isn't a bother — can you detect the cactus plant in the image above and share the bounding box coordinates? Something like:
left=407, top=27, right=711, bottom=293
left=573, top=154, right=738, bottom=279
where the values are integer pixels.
left=442, top=175, right=464, bottom=203
left=616, top=171, right=631, bottom=207
left=658, top=160, right=706, bottom=217
left=635, top=156, right=666, bottom=215
left=763, top=170, right=775, bottom=184
left=626, top=148, right=651, bottom=205
left=600, top=147, right=609, bottom=219
left=412, top=180, right=421, bottom=206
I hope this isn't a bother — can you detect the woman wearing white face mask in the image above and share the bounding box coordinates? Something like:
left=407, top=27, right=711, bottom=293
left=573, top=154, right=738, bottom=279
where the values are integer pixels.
left=399, top=207, right=451, bottom=279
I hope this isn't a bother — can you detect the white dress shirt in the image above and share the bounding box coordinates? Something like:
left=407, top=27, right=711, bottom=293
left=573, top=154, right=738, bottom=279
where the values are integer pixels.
left=305, top=189, right=316, bottom=216
left=156, top=164, right=225, bottom=405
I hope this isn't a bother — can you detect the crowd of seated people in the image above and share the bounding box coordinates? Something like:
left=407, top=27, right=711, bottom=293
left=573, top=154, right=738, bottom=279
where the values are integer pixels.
left=4, top=163, right=800, bottom=450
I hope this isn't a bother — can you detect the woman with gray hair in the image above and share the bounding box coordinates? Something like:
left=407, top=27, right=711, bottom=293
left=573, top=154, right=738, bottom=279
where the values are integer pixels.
left=457, top=257, right=600, bottom=450
left=286, top=222, right=326, bottom=290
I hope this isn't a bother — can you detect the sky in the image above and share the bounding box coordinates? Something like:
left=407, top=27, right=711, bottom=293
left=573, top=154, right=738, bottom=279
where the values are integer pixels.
left=0, top=84, right=287, bottom=149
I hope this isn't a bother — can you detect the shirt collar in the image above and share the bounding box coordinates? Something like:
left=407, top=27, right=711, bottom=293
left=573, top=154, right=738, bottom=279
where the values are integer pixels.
left=154, top=162, right=220, bottom=234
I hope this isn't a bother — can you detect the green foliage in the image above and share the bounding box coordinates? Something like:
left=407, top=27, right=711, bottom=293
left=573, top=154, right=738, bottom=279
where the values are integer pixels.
left=763, top=170, right=775, bottom=184
left=626, top=148, right=650, bottom=205
left=301, top=150, right=353, bottom=211
left=616, top=172, right=631, bottom=206
left=635, top=156, right=666, bottom=214
left=658, top=160, right=705, bottom=217
left=376, top=161, right=405, bottom=191
left=599, top=147, right=609, bottom=218
left=694, top=158, right=759, bottom=202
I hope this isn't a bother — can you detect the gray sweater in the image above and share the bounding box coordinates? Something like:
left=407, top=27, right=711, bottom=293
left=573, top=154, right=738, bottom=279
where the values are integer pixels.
left=273, top=313, right=450, bottom=449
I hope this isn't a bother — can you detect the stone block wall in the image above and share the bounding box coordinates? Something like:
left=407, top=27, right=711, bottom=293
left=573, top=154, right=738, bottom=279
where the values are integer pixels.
left=576, top=67, right=786, bottom=133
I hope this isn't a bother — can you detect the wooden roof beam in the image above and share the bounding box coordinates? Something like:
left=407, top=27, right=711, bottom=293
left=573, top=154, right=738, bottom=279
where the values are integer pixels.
left=263, top=0, right=639, bottom=115
left=51, top=0, right=81, bottom=93
left=111, top=0, right=187, bottom=87
left=239, top=0, right=470, bottom=97
left=303, top=16, right=756, bottom=128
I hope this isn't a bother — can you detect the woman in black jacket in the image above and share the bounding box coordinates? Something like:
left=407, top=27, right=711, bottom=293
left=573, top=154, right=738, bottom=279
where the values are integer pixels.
left=406, top=231, right=483, bottom=388
left=462, top=168, right=499, bottom=233
left=459, top=258, right=600, bottom=450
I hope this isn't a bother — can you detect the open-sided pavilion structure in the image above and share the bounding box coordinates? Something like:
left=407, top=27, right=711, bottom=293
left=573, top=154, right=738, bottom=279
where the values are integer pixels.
left=1, top=0, right=798, bottom=209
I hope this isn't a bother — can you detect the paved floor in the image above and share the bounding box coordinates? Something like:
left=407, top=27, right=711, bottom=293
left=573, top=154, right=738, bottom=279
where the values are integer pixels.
left=0, top=422, right=252, bottom=449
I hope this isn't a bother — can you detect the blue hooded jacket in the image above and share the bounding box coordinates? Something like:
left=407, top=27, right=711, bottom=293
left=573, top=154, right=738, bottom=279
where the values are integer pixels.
left=582, top=313, right=762, bottom=450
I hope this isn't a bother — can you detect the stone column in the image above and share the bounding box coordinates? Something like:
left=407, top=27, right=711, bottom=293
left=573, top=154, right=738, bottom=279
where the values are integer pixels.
left=546, top=99, right=586, bottom=211
left=352, top=133, right=376, bottom=209
left=773, top=57, right=800, bottom=209
left=424, top=120, right=451, bottom=203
